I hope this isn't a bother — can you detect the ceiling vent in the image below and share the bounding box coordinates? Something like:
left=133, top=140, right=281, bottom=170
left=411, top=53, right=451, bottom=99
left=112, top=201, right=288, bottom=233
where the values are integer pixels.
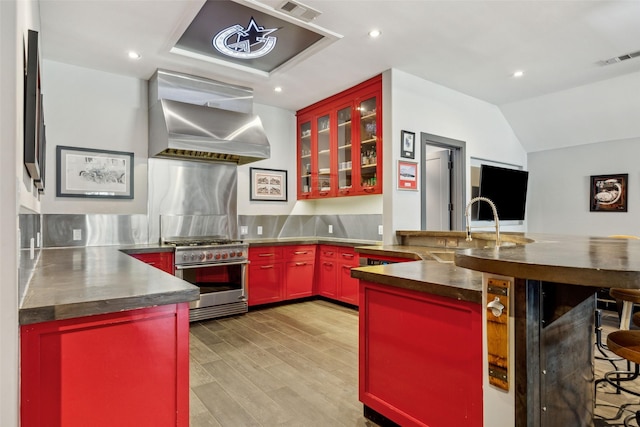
left=601, top=50, right=640, bottom=66
left=278, top=0, right=321, bottom=22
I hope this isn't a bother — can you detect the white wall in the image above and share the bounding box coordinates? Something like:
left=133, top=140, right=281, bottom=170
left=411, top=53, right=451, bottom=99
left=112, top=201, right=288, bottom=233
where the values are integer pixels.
left=3, top=0, right=42, bottom=425
left=383, top=69, right=527, bottom=244
left=528, top=137, right=640, bottom=236
left=40, top=60, right=148, bottom=214
left=501, top=71, right=640, bottom=153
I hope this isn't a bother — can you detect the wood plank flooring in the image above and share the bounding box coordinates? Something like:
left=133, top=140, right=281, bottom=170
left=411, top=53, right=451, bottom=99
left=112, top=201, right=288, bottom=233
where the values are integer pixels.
left=190, top=300, right=640, bottom=426
left=189, top=300, right=374, bottom=427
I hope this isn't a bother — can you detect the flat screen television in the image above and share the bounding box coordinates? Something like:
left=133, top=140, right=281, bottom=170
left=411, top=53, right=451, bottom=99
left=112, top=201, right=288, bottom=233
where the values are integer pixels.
left=478, top=165, right=529, bottom=221
left=24, top=29, right=41, bottom=182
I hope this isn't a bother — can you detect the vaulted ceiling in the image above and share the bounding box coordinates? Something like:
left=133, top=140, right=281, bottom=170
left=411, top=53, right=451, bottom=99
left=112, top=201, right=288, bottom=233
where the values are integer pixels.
left=39, top=0, right=640, bottom=152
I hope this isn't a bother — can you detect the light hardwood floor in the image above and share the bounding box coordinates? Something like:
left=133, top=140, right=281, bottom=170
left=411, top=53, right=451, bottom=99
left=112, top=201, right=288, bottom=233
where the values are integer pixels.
left=189, top=300, right=640, bottom=426
left=189, top=300, right=374, bottom=427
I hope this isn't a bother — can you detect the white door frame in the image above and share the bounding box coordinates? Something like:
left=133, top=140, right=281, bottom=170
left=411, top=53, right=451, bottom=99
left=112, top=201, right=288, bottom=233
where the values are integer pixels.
left=420, top=132, right=466, bottom=231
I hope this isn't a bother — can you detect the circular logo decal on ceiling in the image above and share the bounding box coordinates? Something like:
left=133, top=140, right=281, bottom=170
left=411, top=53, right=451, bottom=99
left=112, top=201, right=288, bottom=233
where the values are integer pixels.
left=213, top=17, right=278, bottom=59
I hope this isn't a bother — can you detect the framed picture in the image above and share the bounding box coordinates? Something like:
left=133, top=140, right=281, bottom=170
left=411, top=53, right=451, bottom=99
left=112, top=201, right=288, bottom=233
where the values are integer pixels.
left=250, top=167, right=287, bottom=201
left=56, top=145, right=134, bottom=199
left=401, top=130, right=415, bottom=159
left=397, top=160, right=418, bottom=191
left=590, top=173, right=628, bottom=212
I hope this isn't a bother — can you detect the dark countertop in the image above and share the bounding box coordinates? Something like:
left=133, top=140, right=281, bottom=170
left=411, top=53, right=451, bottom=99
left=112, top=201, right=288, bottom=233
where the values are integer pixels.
left=353, top=233, right=640, bottom=304
left=455, top=235, right=640, bottom=289
left=352, top=260, right=483, bottom=304
left=245, top=237, right=381, bottom=247
left=19, top=246, right=199, bottom=325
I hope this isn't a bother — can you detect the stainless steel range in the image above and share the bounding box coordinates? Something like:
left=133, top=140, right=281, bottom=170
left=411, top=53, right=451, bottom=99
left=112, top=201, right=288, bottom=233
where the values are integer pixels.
left=167, top=238, right=249, bottom=322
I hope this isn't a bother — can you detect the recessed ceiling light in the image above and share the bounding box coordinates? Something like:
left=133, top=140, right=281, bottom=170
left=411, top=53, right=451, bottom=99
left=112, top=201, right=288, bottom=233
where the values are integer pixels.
left=368, top=29, right=381, bottom=38
left=512, top=70, right=524, bottom=78
left=274, top=86, right=283, bottom=93
left=128, top=51, right=141, bottom=60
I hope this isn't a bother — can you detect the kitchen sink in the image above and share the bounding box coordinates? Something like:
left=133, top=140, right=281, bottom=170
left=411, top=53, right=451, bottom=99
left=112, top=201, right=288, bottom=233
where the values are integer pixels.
left=428, top=251, right=456, bottom=263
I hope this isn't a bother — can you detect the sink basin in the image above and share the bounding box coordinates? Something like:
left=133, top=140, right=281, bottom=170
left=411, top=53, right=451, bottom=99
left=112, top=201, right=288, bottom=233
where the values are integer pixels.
left=428, top=251, right=456, bottom=263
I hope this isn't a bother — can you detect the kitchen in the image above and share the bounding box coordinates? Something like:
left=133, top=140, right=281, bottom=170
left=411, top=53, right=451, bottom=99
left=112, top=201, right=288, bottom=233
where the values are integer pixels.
left=3, top=0, right=640, bottom=426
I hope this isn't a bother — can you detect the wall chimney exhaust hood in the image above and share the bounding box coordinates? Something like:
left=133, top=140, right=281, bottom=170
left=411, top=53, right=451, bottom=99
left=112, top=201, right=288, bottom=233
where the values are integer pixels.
left=148, top=70, right=270, bottom=165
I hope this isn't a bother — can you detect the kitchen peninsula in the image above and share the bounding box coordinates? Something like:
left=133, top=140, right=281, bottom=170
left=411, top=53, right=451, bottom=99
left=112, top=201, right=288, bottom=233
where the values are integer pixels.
left=19, top=246, right=199, bottom=427
left=353, top=231, right=640, bottom=427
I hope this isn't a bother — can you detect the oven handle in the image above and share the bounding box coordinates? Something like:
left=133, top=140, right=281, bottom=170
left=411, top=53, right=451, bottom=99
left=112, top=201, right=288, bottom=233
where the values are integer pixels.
left=175, top=260, right=249, bottom=270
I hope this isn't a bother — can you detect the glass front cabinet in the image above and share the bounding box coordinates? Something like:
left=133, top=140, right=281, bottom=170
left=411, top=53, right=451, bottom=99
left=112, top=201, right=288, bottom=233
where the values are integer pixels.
left=296, top=75, right=382, bottom=200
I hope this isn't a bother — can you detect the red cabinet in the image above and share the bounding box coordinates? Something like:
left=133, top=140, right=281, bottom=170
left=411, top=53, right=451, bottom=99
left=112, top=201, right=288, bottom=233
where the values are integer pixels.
left=359, top=281, right=482, bottom=426
left=20, top=303, right=190, bottom=427
left=317, top=245, right=338, bottom=298
left=129, top=251, right=174, bottom=274
left=248, top=246, right=283, bottom=306
left=297, top=75, right=382, bottom=200
left=283, top=245, right=316, bottom=300
left=336, top=247, right=360, bottom=305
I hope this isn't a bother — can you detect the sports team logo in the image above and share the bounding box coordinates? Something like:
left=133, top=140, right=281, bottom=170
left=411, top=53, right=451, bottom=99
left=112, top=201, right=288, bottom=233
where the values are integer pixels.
left=213, top=17, right=278, bottom=59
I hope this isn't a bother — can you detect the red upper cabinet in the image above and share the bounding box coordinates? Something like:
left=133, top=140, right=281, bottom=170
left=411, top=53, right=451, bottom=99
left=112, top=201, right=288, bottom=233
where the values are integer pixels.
left=297, top=75, right=382, bottom=200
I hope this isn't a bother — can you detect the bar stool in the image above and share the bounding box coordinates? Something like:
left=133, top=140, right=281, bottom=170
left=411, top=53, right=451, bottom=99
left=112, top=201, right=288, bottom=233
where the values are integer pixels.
left=610, top=288, right=640, bottom=331
left=602, top=330, right=640, bottom=426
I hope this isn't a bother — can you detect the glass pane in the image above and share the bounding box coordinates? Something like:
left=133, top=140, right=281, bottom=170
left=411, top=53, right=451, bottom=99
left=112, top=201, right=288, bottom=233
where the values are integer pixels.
left=299, top=121, right=311, bottom=194
left=316, top=114, right=331, bottom=193
left=359, top=97, right=377, bottom=188
left=337, top=106, right=352, bottom=192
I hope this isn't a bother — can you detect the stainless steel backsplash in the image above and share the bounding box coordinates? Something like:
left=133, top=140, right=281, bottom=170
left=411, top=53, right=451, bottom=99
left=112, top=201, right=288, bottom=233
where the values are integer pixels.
left=18, top=213, right=41, bottom=304
left=42, top=213, right=382, bottom=247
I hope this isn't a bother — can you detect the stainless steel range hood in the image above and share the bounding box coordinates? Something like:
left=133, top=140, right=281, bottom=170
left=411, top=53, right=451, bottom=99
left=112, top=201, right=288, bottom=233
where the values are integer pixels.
left=148, top=70, right=270, bottom=165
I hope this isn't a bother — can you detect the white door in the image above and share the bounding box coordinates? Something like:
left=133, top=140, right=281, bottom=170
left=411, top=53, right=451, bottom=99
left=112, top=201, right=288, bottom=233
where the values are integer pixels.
left=425, top=149, right=451, bottom=230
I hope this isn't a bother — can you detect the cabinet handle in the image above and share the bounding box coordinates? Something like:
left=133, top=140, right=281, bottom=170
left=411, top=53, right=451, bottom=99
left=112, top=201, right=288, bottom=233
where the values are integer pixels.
left=260, top=265, right=274, bottom=269
left=342, top=253, right=355, bottom=258
left=295, top=262, right=307, bottom=266
left=258, top=253, right=275, bottom=257
left=363, top=187, right=376, bottom=193
left=324, top=252, right=334, bottom=256
left=319, top=191, right=329, bottom=196
left=342, top=265, right=353, bottom=270
left=323, top=262, right=334, bottom=266
left=293, top=251, right=308, bottom=255
left=339, top=189, right=350, bottom=194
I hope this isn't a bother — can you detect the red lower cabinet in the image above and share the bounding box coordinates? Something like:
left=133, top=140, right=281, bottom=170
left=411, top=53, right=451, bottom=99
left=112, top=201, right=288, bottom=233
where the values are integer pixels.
left=20, top=303, right=190, bottom=427
left=128, top=251, right=174, bottom=274
left=359, top=281, right=482, bottom=427
left=337, top=248, right=360, bottom=305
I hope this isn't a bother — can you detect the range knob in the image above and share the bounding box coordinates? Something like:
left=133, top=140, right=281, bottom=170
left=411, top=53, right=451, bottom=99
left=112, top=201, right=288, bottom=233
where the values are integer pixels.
left=190, top=253, right=198, bottom=261
left=214, top=253, right=221, bottom=260
left=222, top=252, right=228, bottom=259
left=236, top=250, right=244, bottom=258
left=182, top=253, right=189, bottom=262
left=198, top=252, right=205, bottom=261
left=229, top=251, right=236, bottom=257
left=206, top=252, right=213, bottom=260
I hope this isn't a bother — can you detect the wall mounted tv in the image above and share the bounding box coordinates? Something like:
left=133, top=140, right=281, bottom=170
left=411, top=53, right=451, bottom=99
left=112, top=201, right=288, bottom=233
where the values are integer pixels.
left=24, top=29, right=42, bottom=186
left=478, top=164, right=529, bottom=221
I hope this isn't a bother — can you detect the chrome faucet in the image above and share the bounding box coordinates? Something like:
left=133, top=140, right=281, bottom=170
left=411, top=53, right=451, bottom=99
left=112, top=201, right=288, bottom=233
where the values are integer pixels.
left=465, top=197, right=501, bottom=248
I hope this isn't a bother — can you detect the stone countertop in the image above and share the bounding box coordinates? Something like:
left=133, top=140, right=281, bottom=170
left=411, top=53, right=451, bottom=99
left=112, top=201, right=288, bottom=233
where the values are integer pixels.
left=352, top=260, right=483, bottom=304
left=455, top=235, right=640, bottom=289
left=19, top=246, right=199, bottom=325
left=245, top=237, right=381, bottom=247
left=354, top=233, right=640, bottom=298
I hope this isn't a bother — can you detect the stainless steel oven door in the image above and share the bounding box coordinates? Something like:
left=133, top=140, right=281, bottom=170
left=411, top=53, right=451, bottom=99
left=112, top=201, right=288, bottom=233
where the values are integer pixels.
left=175, top=260, right=247, bottom=308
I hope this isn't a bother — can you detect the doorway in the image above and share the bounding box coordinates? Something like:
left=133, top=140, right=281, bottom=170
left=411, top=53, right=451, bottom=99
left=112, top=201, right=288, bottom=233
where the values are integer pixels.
left=420, top=133, right=466, bottom=231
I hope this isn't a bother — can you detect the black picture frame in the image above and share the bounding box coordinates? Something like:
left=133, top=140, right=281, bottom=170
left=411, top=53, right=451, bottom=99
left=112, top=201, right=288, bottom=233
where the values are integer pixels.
left=250, top=167, right=287, bottom=201
left=56, top=146, right=134, bottom=199
left=401, top=130, right=415, bottom=159
left=590, top=173, right=628, bottom=212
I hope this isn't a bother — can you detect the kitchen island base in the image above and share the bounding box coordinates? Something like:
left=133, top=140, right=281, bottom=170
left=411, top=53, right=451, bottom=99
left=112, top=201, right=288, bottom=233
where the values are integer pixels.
left=359, top=280, right=483, bottom=427
left=20, top=303, right=190, bottom=427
